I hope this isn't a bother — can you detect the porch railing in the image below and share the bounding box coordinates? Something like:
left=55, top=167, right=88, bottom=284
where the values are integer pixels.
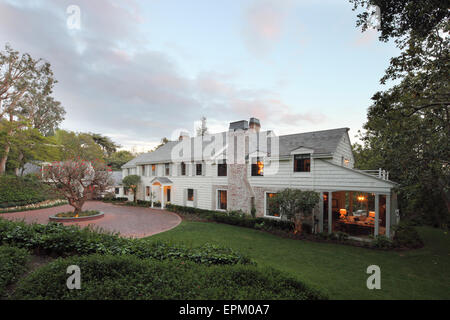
left=360, top=168, right=390, bottom=180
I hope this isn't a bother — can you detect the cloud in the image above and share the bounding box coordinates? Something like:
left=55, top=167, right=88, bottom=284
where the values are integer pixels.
left=0, top=0, right=324, bottom=150
left=241, top=0, right=292, bottom=57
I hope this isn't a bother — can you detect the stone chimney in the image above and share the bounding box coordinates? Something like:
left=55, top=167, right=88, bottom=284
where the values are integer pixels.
left=249, top=117, right=261, bottom=132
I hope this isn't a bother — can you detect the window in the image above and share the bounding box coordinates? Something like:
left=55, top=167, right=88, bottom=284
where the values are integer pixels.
left=187, top=189, right=194, bottom=201
left=251, top=157, right=264, bottom=176
left=217, top=162, right=227, bottom=176
left=141, top=165, right=146, bottom=176
left=165, top=163, right=170, bottom=176
left=181, top=162, right=186, bottom=176
left=217, top=190, right=227, bottom=210
left=265, top=193, right=280, bottom=217
left=196, top=163, right=202, bottom=176
left=146, top=186, right=150, bottom=197
left=115, top=188, right=120, bottom=195
left=124, top=187, right=128, bottom=195
left=152, top=164, right=156, bottom=176
left=294, top=154, right=311, bottom=172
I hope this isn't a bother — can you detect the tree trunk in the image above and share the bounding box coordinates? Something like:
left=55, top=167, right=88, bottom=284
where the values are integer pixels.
left=71, top=201, right=85, bottom=218
left=14, top=152, right=24, bottom=176
left=0, top=144, right=10, bottom=175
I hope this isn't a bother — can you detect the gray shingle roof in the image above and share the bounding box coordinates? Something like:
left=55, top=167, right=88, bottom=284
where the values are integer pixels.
left=276, top=128, right=349, bottom=156
left=122, top=128, right=349, bottom=168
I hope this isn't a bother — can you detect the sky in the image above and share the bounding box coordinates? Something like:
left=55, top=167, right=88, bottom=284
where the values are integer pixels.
left=0, top=0, right=399, bottom=152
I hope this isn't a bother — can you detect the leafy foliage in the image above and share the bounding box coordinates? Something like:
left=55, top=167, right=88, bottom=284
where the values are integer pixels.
left=268, top=189, right=320, bottom=234
left=122, top=174, right=141, bottom=203
left=350, top=0, right=450, bottom=226
left=0, top=219, right=252, bottom=265
left=393, top=223, right=424, bottom=248
left=0, top=174, right=57, bottom=207
left=0, top=245, right=30, bottom=297
left=12, top=254, right=324, bottom=300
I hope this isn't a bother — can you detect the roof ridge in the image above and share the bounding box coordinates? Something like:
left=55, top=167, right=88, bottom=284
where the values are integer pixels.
left=278, top=127, right=349, bottom=138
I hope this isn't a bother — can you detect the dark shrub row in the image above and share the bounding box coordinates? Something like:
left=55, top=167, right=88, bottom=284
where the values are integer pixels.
left=0, top=175, right=58, bottom=208
left=13, top=254, right=326, bottom=300
left=0, top=219, right=252, bottom=265
left=0, top=245, right=30, bottom=297
left=166, top=204, right=294, bottom=232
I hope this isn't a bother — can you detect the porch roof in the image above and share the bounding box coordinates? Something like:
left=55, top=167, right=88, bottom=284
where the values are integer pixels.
left=150, top=177, right=173, bottom=185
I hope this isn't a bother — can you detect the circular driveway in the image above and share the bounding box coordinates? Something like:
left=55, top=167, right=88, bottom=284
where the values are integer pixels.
left=0, top=201, right=181, bottom=238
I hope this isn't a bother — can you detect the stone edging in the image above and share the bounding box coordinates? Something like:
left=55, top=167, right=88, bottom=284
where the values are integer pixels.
left=49, top=211, right=105, bottom=222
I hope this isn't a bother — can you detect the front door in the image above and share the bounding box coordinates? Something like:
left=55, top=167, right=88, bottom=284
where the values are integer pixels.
left=167, top=188, right=171, bottom=202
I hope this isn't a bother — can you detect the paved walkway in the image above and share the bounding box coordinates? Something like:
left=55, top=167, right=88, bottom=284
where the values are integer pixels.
left=0, top=201, right=181, bottom=238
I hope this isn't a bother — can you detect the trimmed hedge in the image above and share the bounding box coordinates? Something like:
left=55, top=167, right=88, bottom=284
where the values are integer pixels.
left=0, top=245, right=30, bottom=297
left=13, top=254, right=325, bottom=300
left=0, top=175, right=57, bottom=208
left=166, top=204, right=294, bottom=232
left=0, top=219, right=252, bottom=265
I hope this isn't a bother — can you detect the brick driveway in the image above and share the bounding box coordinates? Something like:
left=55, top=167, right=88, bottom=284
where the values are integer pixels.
left=0, top=201, right=181, bottom=238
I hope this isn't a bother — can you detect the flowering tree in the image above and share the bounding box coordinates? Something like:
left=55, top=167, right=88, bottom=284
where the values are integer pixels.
left=42, top=159, right=113, bottom=216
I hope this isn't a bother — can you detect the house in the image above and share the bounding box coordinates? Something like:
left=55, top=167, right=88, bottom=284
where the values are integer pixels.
left=121, top=118, right=398, bottom=238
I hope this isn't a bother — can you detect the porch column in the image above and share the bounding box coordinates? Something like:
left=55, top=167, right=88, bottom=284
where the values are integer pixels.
left=319, top=192, right=324, bottom=233
left=374, top=194, right=379, bottom=236
left=151, top=185, right=154, bottom=208
left=386, top=194, right=391, bottom=239
left=328, top=191, right=332, bottom=234
left=161, top=186, right=165, bottom=209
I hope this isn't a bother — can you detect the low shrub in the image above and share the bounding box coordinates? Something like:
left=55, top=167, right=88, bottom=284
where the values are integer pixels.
left=13, top=254, right=325, bottom=300
left=55, top=210, right=100, bottom=218
left=0, top=219, right=252, bottom=265
left=0, top=245, right=30, bottom=297
left=371, top=235, right=393, bottom=249
left=0, top=174, right=58, bottom=208
left=393, top=223, right=424, bottom=249
left=166, top=204, right=295, bottom=232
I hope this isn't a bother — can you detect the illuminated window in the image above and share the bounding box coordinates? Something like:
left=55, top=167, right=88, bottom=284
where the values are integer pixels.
left=152, top=164, right=156, bottom=175
left=251, top=157, right=264, bottom=176
left=217, top=190, right=227, bottom=210
left=265, top=193, right=280, bottom=217
left=294, top=154, right=310, bottom=172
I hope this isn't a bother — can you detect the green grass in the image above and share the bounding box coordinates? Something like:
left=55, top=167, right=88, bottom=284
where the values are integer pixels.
left=149, top=221, right=450, bottom=300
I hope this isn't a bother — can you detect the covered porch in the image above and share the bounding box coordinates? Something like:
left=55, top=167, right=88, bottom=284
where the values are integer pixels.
left=318, top=191, right=396, bottom=239
left=147, top=177, right=172, bottom=209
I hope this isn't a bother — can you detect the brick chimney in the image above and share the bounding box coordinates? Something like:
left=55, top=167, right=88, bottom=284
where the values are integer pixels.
left=249, top=117, right=261, bottom=132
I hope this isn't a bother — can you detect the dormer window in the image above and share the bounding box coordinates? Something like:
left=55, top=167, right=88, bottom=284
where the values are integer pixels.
left=251, top=157, right=264, bottom=176
left=294, top=154, right=310, bottom=172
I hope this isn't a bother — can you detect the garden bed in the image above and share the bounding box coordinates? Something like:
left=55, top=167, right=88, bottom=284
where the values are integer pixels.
left=49, top=210, right=104, bottom=222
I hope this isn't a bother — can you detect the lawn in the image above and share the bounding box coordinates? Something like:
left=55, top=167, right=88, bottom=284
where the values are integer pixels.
left=149, top=221, right=450, bottom=300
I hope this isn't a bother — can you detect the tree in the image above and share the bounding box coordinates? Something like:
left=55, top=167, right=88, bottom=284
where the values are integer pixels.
left=122, top=174, right=141, bottom=203
left=106, top=150, right=135, bottom=171
left=154, top=137, right=169, bottom=151
left=350, top=1, right=449, bottom=226
left=42, top=159, right=113, bottom=216
left=196, top=116, right=208, bottom=137
left=269, top=189, right=320, bottom=234
left=0, top=44, right=62, bottom=174
left=90, top=133, right=120, bottom=158
left=54, top=130, right=104, bottom=161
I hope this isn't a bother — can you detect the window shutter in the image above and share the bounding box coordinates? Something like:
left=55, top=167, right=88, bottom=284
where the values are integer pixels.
left=193, top=189, right=198, bottom=208
left=183, top=189, right=187, bottom=206
left=202, top=163, right=206, bottom=176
